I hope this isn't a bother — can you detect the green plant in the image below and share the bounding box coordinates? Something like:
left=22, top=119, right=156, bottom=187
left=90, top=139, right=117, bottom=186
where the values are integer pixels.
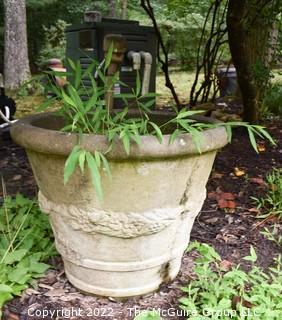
left=16, top=75, right=45, bottom=97
left=252, top=168, right=282, bottom=219
left=179, top=242, right=282, bottom=319
left=39, top=50, right=275, bottom=200
left=262, top=82, right=282, bottom=116
left=36, top=19, right=69, bottom=68
left=134, top=311, right=161, bottom=320
left=261, top=225, right=282, bottom=246
left=0, top=192, right=56, bottom=313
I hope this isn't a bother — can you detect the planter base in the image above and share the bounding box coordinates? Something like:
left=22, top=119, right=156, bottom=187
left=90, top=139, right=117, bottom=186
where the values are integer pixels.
left=64, top=257, right=181, bottom=297
left=39, top=191, right=205, bottom=297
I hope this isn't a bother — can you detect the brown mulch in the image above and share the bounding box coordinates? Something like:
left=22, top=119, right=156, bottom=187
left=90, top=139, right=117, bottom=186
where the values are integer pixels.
left=0, top=119, right=281, bottom=320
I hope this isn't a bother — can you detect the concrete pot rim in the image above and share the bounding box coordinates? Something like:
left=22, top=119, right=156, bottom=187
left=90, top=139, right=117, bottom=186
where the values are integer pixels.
left=11, top=112, right=228, bottom=160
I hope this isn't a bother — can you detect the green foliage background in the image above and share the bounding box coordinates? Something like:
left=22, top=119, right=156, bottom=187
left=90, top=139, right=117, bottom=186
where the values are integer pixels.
left=0, top=0, right=231, bottom=73
left=0, top=0, right=108, bottom=72
left=0, top=0, right=281, bottom=82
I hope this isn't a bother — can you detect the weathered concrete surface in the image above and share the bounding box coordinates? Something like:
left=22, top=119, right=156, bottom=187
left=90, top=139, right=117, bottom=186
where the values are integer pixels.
left=11, top=112, right=228, bottom=297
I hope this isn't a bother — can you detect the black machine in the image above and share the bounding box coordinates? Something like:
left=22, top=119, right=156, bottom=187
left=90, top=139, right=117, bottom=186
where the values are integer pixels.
left=65, top=12, right=157, bottom=109
left=0, top=74, right=16, bottom=126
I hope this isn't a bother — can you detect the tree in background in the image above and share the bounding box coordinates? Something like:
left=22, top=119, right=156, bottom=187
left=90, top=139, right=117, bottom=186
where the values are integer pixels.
left=190, top=0, right=228, bottom=106
left=121, top=0, right=128, bottom=19
left=108, top=0, right=117, bottom=18
left=227, top=0, right=281, bottom=123
left=4, top=0, right=30, bottom=90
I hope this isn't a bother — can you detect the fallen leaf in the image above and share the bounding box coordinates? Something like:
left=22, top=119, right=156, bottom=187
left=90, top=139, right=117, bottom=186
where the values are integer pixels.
left=44, top=288, right=66, bottom=297
left=248, top=207, right=260, bottom=214
left=211, top=172, right=224, bottom=179
left=220, top=260, right=233, bottom=271
left=40, top=271, right=57, bottom=285
left=208, top=190, right=237, bottom=209
left=234, top=167, right=245, bottom=177
left=238, top=191, right=244, bottom=198
left=216, top=233, right=238, bottom=244
left=221, top=192, right=235, bottom=200
left=25, top=288, right=40, bottom=295
left=205, top=217, right=219, bottom=224
left=257, top=143, right=266, bottom=152
left=232, top=296, right=255, bottom=310
left=250, top=177, right=266, bottom=186
left=218, top=198, right=236, bottom=209
left=228, top=216, right=235, bottom=224
left=0, top=160, right=8, bottom=166
left=12, top=174, right=22, bottom=181
left=2, top=309, right=19, bottom=320
left=38, top=283, right=54, bottom=290
left=269, top=183, right=278, bottom=192
left=208, top=191, right=217, bottom=200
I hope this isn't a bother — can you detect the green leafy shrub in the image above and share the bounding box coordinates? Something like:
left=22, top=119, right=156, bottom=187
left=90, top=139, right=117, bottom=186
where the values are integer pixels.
left=261, top=225, right=282, bottom=246
left=37, top=19, right=69, bottom=68
left=179, top=242, right=282, bottom=319
left=252, top=168, right=282, bottom=219
left=39, top=50, right=275, bottom=200
left=134, top=311, right=161, bottom=320
left=0, top=194, right=56, bottom=312
left=262, top=82, right=282, bottom=116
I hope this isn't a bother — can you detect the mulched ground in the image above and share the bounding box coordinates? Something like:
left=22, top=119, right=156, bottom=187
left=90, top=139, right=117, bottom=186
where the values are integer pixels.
left=0, top=119, right=281, bottom=320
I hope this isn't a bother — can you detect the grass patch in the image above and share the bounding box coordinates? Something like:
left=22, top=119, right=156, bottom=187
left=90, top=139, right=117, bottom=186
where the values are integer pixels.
left=0, top=191, right=56, bottom=313
left=179, top=242, right=282, bottom=319
left=252, top=168, right=282, bottom=219
left=12, top=69, right=282, bottom=116
left=156, top=71, right=197, bottom=106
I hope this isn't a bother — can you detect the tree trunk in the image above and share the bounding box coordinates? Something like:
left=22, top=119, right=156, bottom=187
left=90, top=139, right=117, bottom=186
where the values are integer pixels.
left=4, top=0, right=30, bottom=91
left=121, top=0, right=128, bottom=19
left=108, top=0, right=117, bottom=18
left=227, top=0, right=275, bottom=123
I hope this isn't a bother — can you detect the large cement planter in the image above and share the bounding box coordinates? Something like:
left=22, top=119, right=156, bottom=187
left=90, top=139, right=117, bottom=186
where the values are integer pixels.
left=11, top=112, right=228, bottom=297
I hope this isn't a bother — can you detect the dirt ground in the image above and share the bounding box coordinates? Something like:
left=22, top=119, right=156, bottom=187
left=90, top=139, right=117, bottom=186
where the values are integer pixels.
left=0, top=119, right=281, bottom=320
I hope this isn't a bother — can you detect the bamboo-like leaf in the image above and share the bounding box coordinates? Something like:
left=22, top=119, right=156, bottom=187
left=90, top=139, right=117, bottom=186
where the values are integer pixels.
left=169, top=129, right=182, bottom=144
left=141, top=98, right=155, bottom=110
left=78, top=150, right=86, bottom=173
left=94, top=151, right=101, bottom=168
left=74, top=61, right=82, bottom=89
left=130, top=133, right=141, bottom=146
left=82, top=60, right=98, bottom=79
left=225, top=124, right=232, bottom=143
left=64, top=146, right=80, bottom=184
left=46, top=82, right=62, bottom=98
left=142, top=92, right=158, bottom=98
left=67, top=58, right=76, bottom=71
left=122, top=133, right=130, bottom=155
left=177, top=119, right=191, bottom=131
left=100, top=153, right=112, bottom=179
left=85, top=152, right=103, bottom=200
left=104, top=42, right=114, bottom=71
left=61, top=124, right=74, bottom=132
left=96, top=68, right=107, bottom=84
left=188, top=126, right=203, bottom=153
left=247, top=127, right=258, bottom=153
left=149, top=121, right=163, bottom=143
left=85, top=91, right=98, bottom=112
left=36, top=97, right=56, bottom=112
left=68, top=85, right=84, bottom=112
left=176, top=109, right=204, bottom=119
left=255, top=126, right=276, bottom=145
left=61, top=90, right=76, bottom=108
